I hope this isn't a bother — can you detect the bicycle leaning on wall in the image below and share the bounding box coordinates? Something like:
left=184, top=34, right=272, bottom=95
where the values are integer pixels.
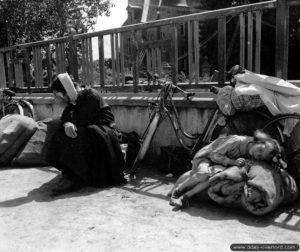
left=0, top=88, right=37, bottom=120
left=126, top=68, right=300, bottom=179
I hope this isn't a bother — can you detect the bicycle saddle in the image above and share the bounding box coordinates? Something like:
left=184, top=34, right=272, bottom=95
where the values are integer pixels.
left=227, top=65, right=245, bottom=76
left=210, top=86, right=220, bottom=94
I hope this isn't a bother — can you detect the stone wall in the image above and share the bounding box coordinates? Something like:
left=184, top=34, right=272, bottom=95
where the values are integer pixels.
left=17, top=91, right=216, bottom=158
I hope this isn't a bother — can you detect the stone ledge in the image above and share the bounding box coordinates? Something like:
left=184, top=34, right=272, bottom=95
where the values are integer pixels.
left=16, top=92, right=217, bottom=108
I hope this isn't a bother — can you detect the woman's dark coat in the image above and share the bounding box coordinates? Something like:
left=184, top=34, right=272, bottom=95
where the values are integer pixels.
left=46, top=88, right=126, bottom=187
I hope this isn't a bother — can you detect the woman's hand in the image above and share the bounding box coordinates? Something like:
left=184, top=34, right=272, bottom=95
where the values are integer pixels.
left=63, top=122, right=77, bottom=138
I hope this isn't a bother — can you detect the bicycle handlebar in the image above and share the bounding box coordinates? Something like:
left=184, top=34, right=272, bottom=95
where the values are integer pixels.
left=171, top=84, right=195, bottom=100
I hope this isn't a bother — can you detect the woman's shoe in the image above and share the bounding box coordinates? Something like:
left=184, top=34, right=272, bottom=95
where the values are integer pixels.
left=50, top=177, right=82, bottom=196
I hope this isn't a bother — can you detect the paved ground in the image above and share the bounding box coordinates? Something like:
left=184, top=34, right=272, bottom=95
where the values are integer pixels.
left=0, top=165, right=299, bottom=252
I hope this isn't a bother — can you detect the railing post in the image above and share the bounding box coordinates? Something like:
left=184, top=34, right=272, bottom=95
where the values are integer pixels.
left=275, top=0, right=289, bottom=79
left=218, top=16, right=226, bottom=86
left=247, top=11, right=253, bottom=71
left=0, top=53, right=7, bottom=89
left=239, top=13, right=245, bottom=68
left=171, top=24, right=178, bottom=85
left=188, top=21, right=193, bottom=85
left=132, top=31, right=139, bottom=93
left=24, top=48, right=32, bottom=93
left=45, top=44, right=53, bottom=88
left=68, top=35, right=79, bottom=81
left=98, top=35, right=105, bottom=87
left=6, top=52, right=14, bottom=88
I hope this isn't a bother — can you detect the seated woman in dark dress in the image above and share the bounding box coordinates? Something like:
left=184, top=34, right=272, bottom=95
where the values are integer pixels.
left=46, top=73, right=126, bottom=195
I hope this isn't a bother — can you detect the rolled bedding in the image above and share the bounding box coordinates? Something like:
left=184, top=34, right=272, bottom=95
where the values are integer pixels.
left=207, top=161, right=298, bottom=216
left=208, top=165, right=248, bottom=207
left=241, top=161, right=298, bottom=216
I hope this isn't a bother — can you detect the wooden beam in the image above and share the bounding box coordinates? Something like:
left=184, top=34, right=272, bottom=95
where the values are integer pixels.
left=24, top=48, right=31, bottom=92
left=132, top=31, right=139, bottom=93
left=218, top=16, right=226, bottom=86
left=14, top=62, right=24, bottom=87
left=115, top=33, right=120, bottom=86
left=98, top=35, right=105, bottom=87
left=194, top=20, right=200, bottom=85
left=61, top=42, right=65, bottom=73
left=151, top=48, right=156, bottom=75
left=157, top=48, right=161, bottom=77
left=120, top=33, right=125, bottom=86
left=88, top=37, right=93, bottom=86
left=226, top=18, right=240, bottom=67
left=275, top=0, right=289, bottom=79
left=0, top=53, right=6, bottom=88
left=81, top=39, right=86, bottom=83
left=247, top=11, right=253, bottom=71
left=6, top=52, right=13, bottom=88
left=110, top=34, right=116, bottom=86
left=240, top=13, right=245, bottom=68
left=45, top=44, right=53, bottom=86
left=172, top=24, right=179, bottom=85
left=146, top=49, right=151, bottom=74
left=254, top=11, right=262, bottom=73
left=188, top=21, right=193, bottom=85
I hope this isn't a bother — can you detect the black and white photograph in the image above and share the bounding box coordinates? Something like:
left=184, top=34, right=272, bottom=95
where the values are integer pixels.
left=0, top=0, right=299, bottom=251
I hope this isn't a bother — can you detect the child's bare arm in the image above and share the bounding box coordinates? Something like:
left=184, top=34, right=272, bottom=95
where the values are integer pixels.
left=210, top=153, right=245, bottom=167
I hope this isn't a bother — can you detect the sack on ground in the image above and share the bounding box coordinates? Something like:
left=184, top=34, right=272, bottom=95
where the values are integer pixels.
left=0, top=114, right=38, bottom=166
left=11, top=118, right=60, bottom=167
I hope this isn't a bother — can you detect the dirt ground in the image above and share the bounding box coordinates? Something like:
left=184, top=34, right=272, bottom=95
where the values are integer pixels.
left=0, top=165, right=299, bottom=252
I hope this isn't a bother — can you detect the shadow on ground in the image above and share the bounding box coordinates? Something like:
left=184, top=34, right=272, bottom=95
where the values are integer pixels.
left=0, top=165, right=299, bottom=232
left=124, top=165, right=300, bottom=232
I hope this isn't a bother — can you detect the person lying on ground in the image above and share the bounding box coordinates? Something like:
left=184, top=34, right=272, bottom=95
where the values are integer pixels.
left=168, top=130, right=286, bottom=209
left=45, top=73, right=126, bottom=196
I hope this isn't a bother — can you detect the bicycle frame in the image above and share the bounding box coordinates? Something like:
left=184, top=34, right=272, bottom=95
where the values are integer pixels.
left=128, top=80, right=198, bottom=177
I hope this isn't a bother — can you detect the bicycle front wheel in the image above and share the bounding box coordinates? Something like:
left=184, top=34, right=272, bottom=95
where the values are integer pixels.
left=210, top=110, right=284, bottom=143
left=129, top=112, right=161, bottom=176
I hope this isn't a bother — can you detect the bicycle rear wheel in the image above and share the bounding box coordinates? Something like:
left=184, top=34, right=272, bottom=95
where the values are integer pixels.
left=129, top=112, right=161, bottom=176
left=19, top=100, right=37, bottom=120
left=4, top=103, right=23, bottom=116
left=210, top=110, right=284, bottom=143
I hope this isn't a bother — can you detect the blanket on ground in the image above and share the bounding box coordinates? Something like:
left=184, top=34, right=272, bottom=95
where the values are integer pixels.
left=207, top=161, right=298, bottom=216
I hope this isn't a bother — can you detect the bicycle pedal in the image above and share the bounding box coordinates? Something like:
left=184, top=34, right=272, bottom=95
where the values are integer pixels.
left=124, top=172, right=136, bottom=182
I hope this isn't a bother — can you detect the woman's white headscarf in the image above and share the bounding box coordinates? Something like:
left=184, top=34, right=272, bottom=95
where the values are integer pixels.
left=57, top=73, right=77, bottom=104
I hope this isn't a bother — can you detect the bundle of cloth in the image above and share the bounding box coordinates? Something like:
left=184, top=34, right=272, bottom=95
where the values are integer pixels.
left=215, top=67, right=300, bottom=135
left=208, top=161, right=298, bottom=216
